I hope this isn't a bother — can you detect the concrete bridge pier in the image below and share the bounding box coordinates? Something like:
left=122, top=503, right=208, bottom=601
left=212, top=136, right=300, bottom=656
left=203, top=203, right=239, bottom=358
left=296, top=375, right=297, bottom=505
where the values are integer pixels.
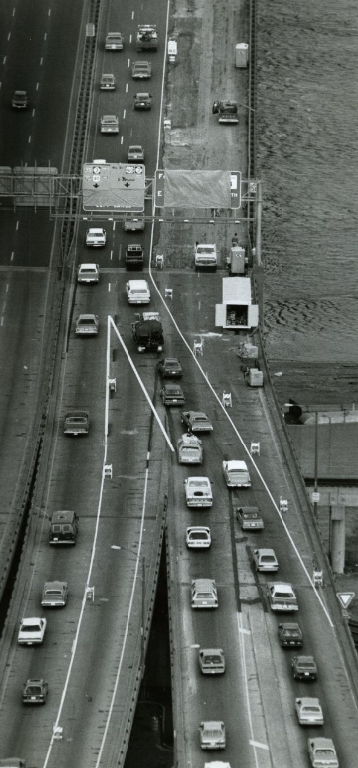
left=330, top=505, right=345, bottom=574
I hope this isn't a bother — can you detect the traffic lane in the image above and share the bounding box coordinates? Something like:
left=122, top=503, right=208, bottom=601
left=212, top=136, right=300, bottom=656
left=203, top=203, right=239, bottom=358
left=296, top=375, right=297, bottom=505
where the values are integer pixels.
left=0, top=270, right=48, bottom=551
left=1, top=0, right=83, bottom=167
left=0, top=210, right=55, bottom=267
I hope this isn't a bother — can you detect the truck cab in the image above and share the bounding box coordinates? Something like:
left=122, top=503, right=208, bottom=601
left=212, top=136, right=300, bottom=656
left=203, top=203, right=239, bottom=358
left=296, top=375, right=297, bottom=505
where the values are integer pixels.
left=212, top=100, right=239, bottom=124
left=126, top=244, right=144, bottom=269
left=49, top=510, right=78, bottom=545
left=136, top=25, right=158, bottom=51
left=131, top=315, right=164, bottom=352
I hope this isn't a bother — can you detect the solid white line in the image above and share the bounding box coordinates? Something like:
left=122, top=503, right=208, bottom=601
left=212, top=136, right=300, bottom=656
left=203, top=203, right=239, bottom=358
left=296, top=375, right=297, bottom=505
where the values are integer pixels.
left=16, top=221, right=19, bottom=230
left=237, top=613, right=261, bottom=768
left=109, top=316, right=174, bottom=452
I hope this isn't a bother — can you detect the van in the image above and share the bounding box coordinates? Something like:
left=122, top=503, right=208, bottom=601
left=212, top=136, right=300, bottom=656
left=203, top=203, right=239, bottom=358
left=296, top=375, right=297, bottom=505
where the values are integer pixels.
left=49, top=510, right=78, bottom=545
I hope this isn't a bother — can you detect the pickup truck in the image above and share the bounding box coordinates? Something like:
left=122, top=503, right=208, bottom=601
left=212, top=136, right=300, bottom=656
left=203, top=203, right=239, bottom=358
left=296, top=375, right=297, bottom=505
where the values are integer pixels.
left=194, top=243, right=217, bottom=270
left=268, top=583, right=298, bottom=612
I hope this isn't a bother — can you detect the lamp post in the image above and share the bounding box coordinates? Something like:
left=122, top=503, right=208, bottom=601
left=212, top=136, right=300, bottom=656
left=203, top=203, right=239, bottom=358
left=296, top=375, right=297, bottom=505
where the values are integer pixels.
left=111, top=545, right=146, bottom=671
left=283, top=403, right=319, bottom=517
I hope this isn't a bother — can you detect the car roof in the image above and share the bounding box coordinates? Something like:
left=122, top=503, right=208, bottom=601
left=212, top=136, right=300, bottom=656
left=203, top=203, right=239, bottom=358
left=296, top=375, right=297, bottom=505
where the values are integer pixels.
left=238, top=506, right=260, bottom=514
left=225, top=460, right=248, bottom=470
left=200, top=647, right=223, bottom=654
left=51, top=510, right=76, bottom=521
left=193, top=578, right=215, bottom=588
left=128, top=279, right=148, bottom=288
left=272, top=582, right=293, bottom=591
left=295, top=655, right=315, bottom=662
left=187, top=526, right=210, bottom=533
left=280, top=622, right=300, bottom=629
left=43, top=580, right=67, bottom=589
left=186, top=411, right=208, bottom=418
left=21, top=617, right=42, bottom=625
left=78, top=314, right=97, bottom=320
left=79, top=263, right=98, bottom=269
left=136, top=92, right=150, bottom=97
left=134, top=60, right=150, bottom=66
left=310, top=738, right=335, bottom=749
left=201, top=721, right=224, bottom=728
left=256, top=548, right=276, bottom=556
left=180, top=434, right=201, bottom=445
left=297, top=697, right=320, bottom=706
left=87, top=227, right=105, bottom=233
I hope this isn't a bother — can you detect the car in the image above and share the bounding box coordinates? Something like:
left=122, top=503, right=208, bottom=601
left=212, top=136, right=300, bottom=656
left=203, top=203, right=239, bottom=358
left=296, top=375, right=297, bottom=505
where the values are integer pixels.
left=105, top=31, right=124, bottom=50
left=18, top=618, right=47, bottom=645
left=123, top=216, right=145, bottom=232
left=22, top=679, right=48, bottom=705
left=191, top=579, right=218, bottom=609
left=178, top=434, right=202, bottom=463
left=295, top=698, right=323, bottom=726
left=222, top=460, right=250, bottom=487
left=126, top=279, right=150, bottom=304
left=268, top=582, right=298, bottom=611
left=85, top=228, right=106, bottom=247
left=308, top=738, right=338, bottom=768
left=77, top=263, right=99, bottom=283
left=63, top=410, right=89, bottom=435
left=49, top=510, right=78, bottom=545
left=100, top=114, right=119, bottom=133
left=291, top=655, right=317, bottom=681
left=127, top=144, right=145, bottom=162
left=199, top=721, right=226, bottom=750
left=278, top=622, right=303, bottom=648
left=236, top=506, right=264, bottom=530
left=100, top=73, right=116, bottom=89
left=185, top=476, right=213, bottom=507
left=133, top=92, right=152, bottom=110
left=41, top=581, right=68, bottom=607
left=11, top=90, right=29, bottom=108
left=186, top=526, right=211, bottom=549
left=131, top=60, right=152, bottom=79
left=181, top=411, right=213, bottom=433
left=199, top=648, right=225, bottom=674
left=253, top=548, right=279, bottom=572
left=161, top=383, right=185, bottom=406
left=157, top=358, right=183, bottom=378
left=75, top=314, right=99, bottom=335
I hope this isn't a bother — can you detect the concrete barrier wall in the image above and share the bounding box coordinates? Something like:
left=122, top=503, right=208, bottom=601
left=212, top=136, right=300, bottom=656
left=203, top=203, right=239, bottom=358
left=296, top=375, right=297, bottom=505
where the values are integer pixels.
left=287, top=423, right=358, bottom=481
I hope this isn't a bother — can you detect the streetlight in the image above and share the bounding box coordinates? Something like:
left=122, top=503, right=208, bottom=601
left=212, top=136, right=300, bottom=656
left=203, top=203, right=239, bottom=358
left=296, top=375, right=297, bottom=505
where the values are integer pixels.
left=283, top=403, right=319, bottom=517
left=111, top=545, right=146, bottom=672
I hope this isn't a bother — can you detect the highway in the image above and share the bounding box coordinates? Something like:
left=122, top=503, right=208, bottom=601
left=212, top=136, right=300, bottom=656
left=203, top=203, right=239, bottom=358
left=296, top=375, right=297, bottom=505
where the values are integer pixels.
left=1, top=1, right=358, bottom=768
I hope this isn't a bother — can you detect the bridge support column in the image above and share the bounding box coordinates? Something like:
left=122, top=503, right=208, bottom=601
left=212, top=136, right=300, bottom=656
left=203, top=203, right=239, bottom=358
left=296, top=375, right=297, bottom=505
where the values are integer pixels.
left=330, top=505, right=345, bottom=574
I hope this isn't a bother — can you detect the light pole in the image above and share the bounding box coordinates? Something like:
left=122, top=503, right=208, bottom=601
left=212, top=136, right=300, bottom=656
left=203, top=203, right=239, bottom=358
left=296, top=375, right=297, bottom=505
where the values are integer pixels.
left=283, top=403, right=319, bottom=517
left=111, top=545, right=146, bottom=671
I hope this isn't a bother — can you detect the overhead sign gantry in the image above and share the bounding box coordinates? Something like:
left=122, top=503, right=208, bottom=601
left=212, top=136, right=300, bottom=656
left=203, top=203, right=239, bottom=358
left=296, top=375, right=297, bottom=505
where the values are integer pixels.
left=82, top=161, right=145, bottom=212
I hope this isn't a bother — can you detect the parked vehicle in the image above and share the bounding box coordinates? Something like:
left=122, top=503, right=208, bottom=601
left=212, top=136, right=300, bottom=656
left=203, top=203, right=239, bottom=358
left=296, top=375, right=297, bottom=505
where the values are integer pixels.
left=215, top=277, right=259, bottom=330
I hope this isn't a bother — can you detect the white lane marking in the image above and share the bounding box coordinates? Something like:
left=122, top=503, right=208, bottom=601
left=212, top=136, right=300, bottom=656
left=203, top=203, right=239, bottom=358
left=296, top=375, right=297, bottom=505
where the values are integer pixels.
left=110, top=250, right=113, bottom=260
left=127, top=57, right=130, bottom=68
left=6, top=284, right=9, bottom=292
left=119, top=243, right=122, bottom=261
left=3, top=57, right=6, bottom=65
left=40, top=57, right=43, bottom=65
left=237, top=613, right=261, bottom=767
left=1, top=317, right=3, bottom=326
left=44, top=32, right=47, bottom=40
left=10, top=252, right=14, bottom=261
left=28, top=135, right=31, bottom=143
left=109, top=316, right=174, bottom=452
left=112, top=220, right=116, bottom=230
left=126, top=82, right=128, bottom=92
left=36, top=82, right=39, bottom=90
left=121, top=135, right=123, bottom=144
left=7, top=32, right=11, bottom=41
left=123, top=108, right=126, bottom=119
left=32, top=108, right=35, bottom=117
left=12, top=7, right=15, bottom=16
left=129, top=34, right=132, bottom=43
left=2, top=302, right=6, bottom=312
left=48, top=8, right=51, bottom=15
left=131, top=11, right=134, bottom=19
left=108, top=283, right=111, bottom=292
left=250, top=741, right=270, bottom=751
left=16, top=221, right=19, bottom=230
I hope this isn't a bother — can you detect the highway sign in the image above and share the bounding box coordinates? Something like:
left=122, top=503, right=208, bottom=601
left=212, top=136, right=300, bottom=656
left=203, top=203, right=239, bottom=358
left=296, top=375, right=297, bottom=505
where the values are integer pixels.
left=154, top=169, right=242, bottom=209
left=337, top=592, right=355, bottom=609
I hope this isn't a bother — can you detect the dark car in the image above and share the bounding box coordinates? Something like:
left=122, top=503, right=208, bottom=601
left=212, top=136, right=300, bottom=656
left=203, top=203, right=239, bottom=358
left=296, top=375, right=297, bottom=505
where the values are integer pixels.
left=63, top=410, right=89, bottom=435
left=160, top=383, right=185, bottom=406
left=22, top=678, right=48, bottom=704
left=181, top=411, right=213, bottom=433
left=11, top=90, right=28, bottom=108
left=278, top=622, right=303, bottom=648
left=236, top=506, right=264, bottom=530
left=133, top=92, right=152, bottom=110
left=157, top=358, right=183, bottom=378
left=292, top=655, right=318, bottom=681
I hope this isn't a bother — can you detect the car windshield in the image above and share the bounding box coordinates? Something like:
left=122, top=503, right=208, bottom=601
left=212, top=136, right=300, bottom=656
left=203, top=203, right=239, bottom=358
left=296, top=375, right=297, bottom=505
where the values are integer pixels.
left=24, top=624, right=40, bottom=632
left=203, top=728, right=222, bottom=737
left=304, top=706, right=320, bottom=713
left=190, top=531, right=207, bottom=540
left=261, top=555, right=275, bottom=562
left=68, top=417, right=86, bottom=423
left=45, top=590, right=62, bottom=597
left=197, top=592, right=213, bottom=600
left=315, top=749, right=334, bottom=757
left=283, top=628, right=300, bottom=636
left=203, top=655, right=221, bottom=663
left=182, top=448, right=200, bottom=457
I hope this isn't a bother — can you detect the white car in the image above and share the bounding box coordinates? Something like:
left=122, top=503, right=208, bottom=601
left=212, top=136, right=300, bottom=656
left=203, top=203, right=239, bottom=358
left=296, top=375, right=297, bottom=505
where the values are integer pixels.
left=18, top=617, right=47, bottom=645
left=100, top=114, right=119, bottom=133
left=199, top=648, right=225, bottom=675
left=177, top=434, right=203, bottom=464
left=85, top=228, right=106, bottom=247
left=105, top=31, right=124, bottom=50
left=126, top=279, right=150, bottom=304
left=222, top=460, right=251, bottom=487
left=77, top=263, right=99, bottom=283
left=268, top=582, right=298, bottom=612
left=191, top=579, right=218, bottom=609
left=100, top=73, right=116, bottom=89
left=308, top=738, right=338, bottom=768
left=199, top=721, right=226, bottom=750
left=185, top=477, right=213, bottom=508
left=253, top=548, right=279, bottom=572
left=295, top=698, right=324, bottom=726
left=186, top=526, right=211, bottom=549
